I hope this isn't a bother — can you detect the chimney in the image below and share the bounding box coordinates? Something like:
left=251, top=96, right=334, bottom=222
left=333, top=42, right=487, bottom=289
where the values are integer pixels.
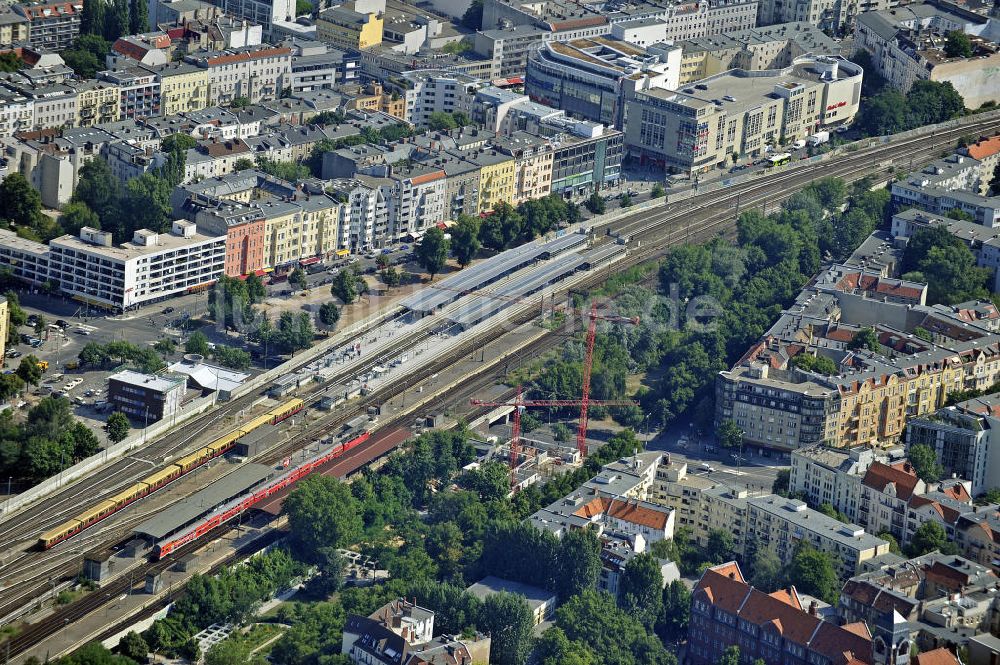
left=809, top=600, right=818, bottom=616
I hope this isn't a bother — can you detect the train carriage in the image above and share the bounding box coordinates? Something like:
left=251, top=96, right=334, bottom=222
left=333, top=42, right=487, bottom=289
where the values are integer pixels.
left=175, top=447, right=215, bottom=473
left=207, top=429, right=244, bottom=454
left=77, top=499, right=118, bottom=529
left=109, top=482, right=150, bottom=509
left=144, top=465, right=183, bottom=491
left=38, top=518, right=83, bottom=549
left=239, top=413, right=275, bottom=435
left=269, top=398, right=304, bottom=424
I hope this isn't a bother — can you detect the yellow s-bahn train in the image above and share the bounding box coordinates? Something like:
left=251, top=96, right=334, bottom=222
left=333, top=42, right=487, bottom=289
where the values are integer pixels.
left=38, top=398, right=304, bottom=549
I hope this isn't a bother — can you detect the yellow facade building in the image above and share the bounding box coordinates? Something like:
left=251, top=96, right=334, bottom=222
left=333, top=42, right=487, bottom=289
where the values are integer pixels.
left=316, top=5, right=382, bottom=51
left=75, top=80, right=120, bottom=127
left=0, top=15, right=30, bottom=46
left=144, top=62, right=208, bottom=116
left=473, top=151, right=516, bottom=214
left=261, top=197, right=341, bottom=268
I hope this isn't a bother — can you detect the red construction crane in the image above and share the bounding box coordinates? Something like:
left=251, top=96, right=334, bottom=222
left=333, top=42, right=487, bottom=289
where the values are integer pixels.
left=471, top=386, right=635, bottom=470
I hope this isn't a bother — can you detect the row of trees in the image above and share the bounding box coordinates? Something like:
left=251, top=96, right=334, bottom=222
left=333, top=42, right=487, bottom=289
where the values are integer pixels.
left=80, top=0, right=147, bottom=44
left=854, top=78, right=966, bottom=137
left=78, top=340, right=166, bottom=374
left=0, top=397, right=99, bottom=481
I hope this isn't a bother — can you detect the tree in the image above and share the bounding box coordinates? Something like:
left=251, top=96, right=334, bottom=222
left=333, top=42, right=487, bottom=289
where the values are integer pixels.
left=585, top=192, right=606, bottom=214
left=747, top=549, right=784, bottom=592
left=979, top=488, right=1000, bottom=505
left=717, top=419, right=743, bottom=449
left=905, top=80, right=966, bottom=127
left=319, top=301, right=341, bottom=329
left=229, top=97, right=251, bottom=109
left=427, top=111, right=458, bottom=131
left=536, top=628, right=597, bottom=665
left=383, top=267, right=401, bottom=287
left=619, top=552, right=663, bottom=628
left=848, top=327, right=879, bottom=352
left=107, top=0, right=129, bottom=41
left=555, top=527, right=602, bottom=600
left=944, top=30, right=974, bottom=58
left=478, top=592, right=534, bottom=665
left=289, top=267, right=308, bottom=291
left=213, top=346, right=251, bottom=370
left=620, top=193, right=633, bottom=208
left=461, top=460, right=509, bottom=503
left=461, top=0, right=483, bottom=29
left=33, top=316, right=47, bottom=336
left=80, top=0, right=106, bottom=36
left=331, top=270, right=358, bottom=304
left=119, top=631, right=149, bottom=662
left=0, top=51, right=23, bottom=73
left=59, top=202, right=100, bottom=237
left=705, top=529, right=736, bottom=564
left=283, top=475, right=363, bottom=562
left=908, top=443, right=944, bottom=483
left=416, top=227, right=450, bottom=279
left=717, top=646, right=740, bottom=665
left=107, top=411, right=131, bottom=443
left=787, top=542, right=839, bottom=604
left=73, top=159, right=120, bottom=226
left=185, top=331, right=210, bottom=356
left=451, top=215, right=481, bottom=267
left=557, top=590, right=676, bottom=665
left=129, top=0, right=149, bottom=32
left=651, top=183, right=666, bottom=198
left=296, top=0, right=313, bottom=14
left=16, top=356, right=42, bottom=386
left=0, top=172, right=42, bottom=228
left=855, top=90, right=908, bottom=136
left=0, top=374, right=24, bottom=401
left=657, top=579, right=690, bottom=642
left=909, top=521, right=958, bottom=556
left=878, top=532, right=902, bottom=555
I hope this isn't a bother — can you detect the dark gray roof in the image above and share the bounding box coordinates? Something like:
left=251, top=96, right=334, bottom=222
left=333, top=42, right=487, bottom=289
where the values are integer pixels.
left=134, top=463, right=273, bottom=540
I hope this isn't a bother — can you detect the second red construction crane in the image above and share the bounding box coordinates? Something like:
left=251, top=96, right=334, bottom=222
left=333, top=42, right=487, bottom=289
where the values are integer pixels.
left=472, top=302, right=639, bottom=467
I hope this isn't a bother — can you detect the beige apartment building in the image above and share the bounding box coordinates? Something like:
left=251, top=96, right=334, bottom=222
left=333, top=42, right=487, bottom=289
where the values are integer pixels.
left=75, top=80, right=120, bottom=127
left=494, top=132, right=553, bottom=205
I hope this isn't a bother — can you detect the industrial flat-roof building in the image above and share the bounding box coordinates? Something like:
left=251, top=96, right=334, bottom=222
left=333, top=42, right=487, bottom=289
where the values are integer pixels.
left=108, top=369, right=187, bottom=422
left=466, top=576, right=557, bottom=626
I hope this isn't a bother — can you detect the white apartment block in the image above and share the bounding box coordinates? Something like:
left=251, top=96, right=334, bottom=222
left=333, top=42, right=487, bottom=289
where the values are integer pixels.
left=745, top=495, right=890, bottom=577
left=187, top=45, right=292, bottom=107
left=758, top=0, right=878, bottom=33
left=854, top=3, right=1000, bottom=109
left=328, top=177, right=389, bottom=253
left=393, top=69, right=481, bottom=127
left=0, top=89, right=34, bottom=138
left=48, top=223, right=225, bottom=310
left=609, top=0, right=759, bottom=46
left=790, top=445, right=881, bottom=520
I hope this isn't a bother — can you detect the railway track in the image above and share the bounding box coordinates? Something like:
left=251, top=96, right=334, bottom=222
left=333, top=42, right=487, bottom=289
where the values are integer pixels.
left=2, top=115, right=998, bottom=655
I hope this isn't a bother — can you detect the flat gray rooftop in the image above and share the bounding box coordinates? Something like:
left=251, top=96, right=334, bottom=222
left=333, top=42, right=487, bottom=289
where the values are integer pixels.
left=447, top=251, right=587, bottom=328
left=401, top=231, right=588, bottom=314
left=134, top=463, right=274, bottom=541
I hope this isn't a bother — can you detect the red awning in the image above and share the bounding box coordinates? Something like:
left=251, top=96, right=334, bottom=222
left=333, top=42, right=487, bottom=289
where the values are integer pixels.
left=299, top=257, right=321, bottom=266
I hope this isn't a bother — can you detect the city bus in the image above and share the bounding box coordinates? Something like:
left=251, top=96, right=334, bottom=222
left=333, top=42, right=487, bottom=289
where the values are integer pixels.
left=767, top=153, right=792, bottom=167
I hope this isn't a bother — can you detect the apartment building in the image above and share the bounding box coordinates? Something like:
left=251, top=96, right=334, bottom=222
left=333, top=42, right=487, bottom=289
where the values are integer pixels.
left=186, top=45, right=292, bottom=106
left=284, top=42, right=353, bottom=94
left=481, top=0, right=610, bottom=41
left=0, top=298, right=6, bottom=369
left=0, top=9, right=31, bottom=46
left=187, top=198, right=267, bottom=277
left=840, top=552, right=1000, bottom=654
left=382, top=165, right=447, bottom=238
left=690, top=562, right=874, bottom=665
left=98, top=68, right=161, bottom=119
left=328, top=177, right=389, bottom=253
left=891, top=210, right=1000, bottom=291
left=608, top=0, right=759, bottom=46
left=906, top=394, right=1000, bottom=497
left=142, top=61, right=209, bottom=116
left=758, top=0, right=883, bottom=33
left=316, top=2, right=383, bottom=50
left=390, top=69, right=482, bottom=127
left=50, top=223, right=225, bottom=310
left=891, top=153, right=1000, bottom=228
left=626, top=55, right=862, bottom=175
left=746, top=495, right=890, bottom=577
left=525, top=38, right=681, bottom=129
left=0, top=88, right=34, bottom=137
left=854, top=3, right=1000, bottom=109
left=677, top=21, right=840, bottom=84
left=528, top=452, right=677, bottom=597
left=473, top=25, right=549, bottom=78
left=790, top=445, right=880, bottom=519
left=75, top=80, right=120, bottom=127
left=528, top=116, right=623, bottom=196
left=465, top=146, right=514, bottom=213
left=202, top=0, right=295, bottom=35
left=494, top=131, right=553, bottom=204
left=341, top=599, right=491, bottom=665
left=14, top=0, right=81, bottom=51
left=108, top=369, right=185, bottom=422
left=0, top=227, right=49, bottom=287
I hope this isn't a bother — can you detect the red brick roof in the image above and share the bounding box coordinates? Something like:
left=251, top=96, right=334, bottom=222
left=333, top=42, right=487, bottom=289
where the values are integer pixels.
left=862, top=461, right=920, bottom=500
left=966, top=136, right=1000, bottom=161
left=939, top=482, right=972, bottom=503
left=914, top=648, right=961, bottom=665
left=205, top=46, right=291, bottom=66
left=695, top=564, right=873, bottom=665
left=571, top=497, right=670, bottom=530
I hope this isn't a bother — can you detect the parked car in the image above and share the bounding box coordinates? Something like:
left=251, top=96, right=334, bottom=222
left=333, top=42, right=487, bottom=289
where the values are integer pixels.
left=163, top=306, right=175, bottom=314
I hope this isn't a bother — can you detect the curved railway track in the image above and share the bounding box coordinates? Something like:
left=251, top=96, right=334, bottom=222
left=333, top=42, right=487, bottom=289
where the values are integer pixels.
left=2, top=115, right=998, bottom=656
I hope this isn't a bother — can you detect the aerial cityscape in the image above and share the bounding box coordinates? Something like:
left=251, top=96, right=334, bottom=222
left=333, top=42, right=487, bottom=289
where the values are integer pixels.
left=0, top=0, right=997, bottom=661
